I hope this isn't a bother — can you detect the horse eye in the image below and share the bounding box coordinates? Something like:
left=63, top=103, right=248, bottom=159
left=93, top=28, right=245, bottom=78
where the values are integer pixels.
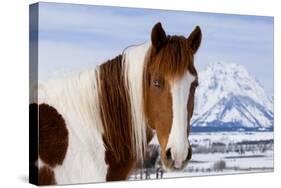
left=153, top=80, right=161, bottom=88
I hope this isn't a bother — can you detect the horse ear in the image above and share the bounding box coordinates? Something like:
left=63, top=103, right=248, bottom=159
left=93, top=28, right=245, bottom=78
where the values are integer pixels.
left=187, top=26, right=202, bottom=54
left=151, top=22, right=167, bottom=51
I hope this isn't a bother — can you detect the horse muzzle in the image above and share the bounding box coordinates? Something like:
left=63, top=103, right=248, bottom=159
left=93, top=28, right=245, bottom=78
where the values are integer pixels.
left=162, top=146, right=192, bottom=171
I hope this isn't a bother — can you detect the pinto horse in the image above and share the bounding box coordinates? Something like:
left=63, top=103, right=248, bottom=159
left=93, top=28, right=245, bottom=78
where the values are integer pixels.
left=29, top=22, right=202, bottom=185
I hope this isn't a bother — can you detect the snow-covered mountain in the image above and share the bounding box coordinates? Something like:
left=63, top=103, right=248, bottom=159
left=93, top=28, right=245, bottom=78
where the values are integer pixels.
left=191, top=61, right=273, bottom=131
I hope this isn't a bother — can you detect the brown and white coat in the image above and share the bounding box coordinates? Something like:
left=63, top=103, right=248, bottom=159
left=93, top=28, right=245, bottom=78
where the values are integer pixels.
left=30, top=22, right=202, bottom=185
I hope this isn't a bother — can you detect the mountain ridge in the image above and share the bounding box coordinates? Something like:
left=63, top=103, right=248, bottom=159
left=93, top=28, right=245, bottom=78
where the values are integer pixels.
left=191, top=61, right=273, bottom=131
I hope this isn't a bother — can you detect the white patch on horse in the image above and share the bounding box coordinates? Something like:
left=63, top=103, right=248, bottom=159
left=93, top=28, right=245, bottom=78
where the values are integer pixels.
left=166, top=71, right=195, bottom=168
left=122, top=42, right=151, bottom=160
left=38, top=68, right=108, bottom=184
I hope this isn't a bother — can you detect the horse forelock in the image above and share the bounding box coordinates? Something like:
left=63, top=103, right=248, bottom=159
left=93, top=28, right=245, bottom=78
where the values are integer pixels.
left=147, top=35, right=197, bottom=80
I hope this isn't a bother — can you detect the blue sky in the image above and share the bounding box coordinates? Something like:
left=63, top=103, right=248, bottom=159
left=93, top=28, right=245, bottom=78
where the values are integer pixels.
left=36, top=2, right=274, bottom=94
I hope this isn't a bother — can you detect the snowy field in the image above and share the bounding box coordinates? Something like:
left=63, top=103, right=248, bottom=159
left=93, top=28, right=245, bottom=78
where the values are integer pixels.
left=130, top=132, right=274, bottom=180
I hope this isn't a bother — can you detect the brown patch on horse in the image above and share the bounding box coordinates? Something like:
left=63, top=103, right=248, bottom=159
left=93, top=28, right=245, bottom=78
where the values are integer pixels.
left=104, top=142, right=136, bottom=181
left=39, top=103, right=69, bottom=167
left=104, top=127, right=153, bottom=181
left=98, top=55, right=137, bottom=180
left=38, top=166, right=56, bottom=185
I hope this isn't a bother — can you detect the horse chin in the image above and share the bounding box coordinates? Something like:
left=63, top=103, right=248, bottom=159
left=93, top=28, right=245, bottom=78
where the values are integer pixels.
left=160, top=147, right=192, bottom=172
left=160, top=156, right=188, bottom=172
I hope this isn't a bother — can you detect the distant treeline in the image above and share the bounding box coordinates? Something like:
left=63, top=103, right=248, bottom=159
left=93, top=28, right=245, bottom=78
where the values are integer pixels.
left=191, top=126, right=273, bottom=132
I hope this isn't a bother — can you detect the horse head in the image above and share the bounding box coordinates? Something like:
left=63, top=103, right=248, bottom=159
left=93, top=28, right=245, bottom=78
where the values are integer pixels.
left=144, top=22, right=202, bottom=170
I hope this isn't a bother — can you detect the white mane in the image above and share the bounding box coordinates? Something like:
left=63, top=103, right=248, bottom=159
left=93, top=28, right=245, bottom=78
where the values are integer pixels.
left=122, top=41, right=151, bottom=160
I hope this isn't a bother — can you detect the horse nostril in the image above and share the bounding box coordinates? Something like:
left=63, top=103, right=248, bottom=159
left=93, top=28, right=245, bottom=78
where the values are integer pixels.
left=165, top=148, right=172, bottom=160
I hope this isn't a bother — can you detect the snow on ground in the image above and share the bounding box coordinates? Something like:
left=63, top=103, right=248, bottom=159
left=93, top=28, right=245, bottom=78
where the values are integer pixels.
left=130, top=131, right=274, bottom=180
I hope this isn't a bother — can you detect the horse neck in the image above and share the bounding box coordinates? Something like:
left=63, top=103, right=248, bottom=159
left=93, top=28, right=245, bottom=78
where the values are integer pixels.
left=40, top=41, right=152, bottom=162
